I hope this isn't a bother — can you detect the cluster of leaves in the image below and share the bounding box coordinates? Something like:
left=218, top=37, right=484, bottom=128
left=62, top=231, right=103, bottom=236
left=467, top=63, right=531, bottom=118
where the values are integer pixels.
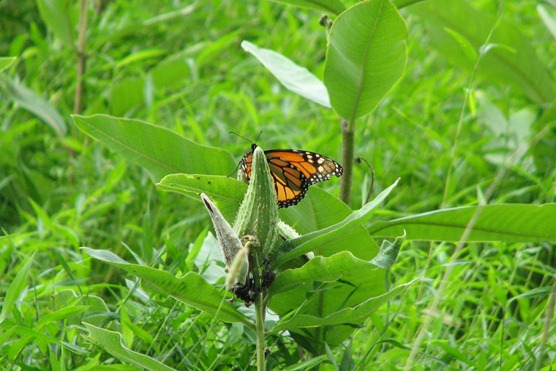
left=1, top=0, right=556, bottom=370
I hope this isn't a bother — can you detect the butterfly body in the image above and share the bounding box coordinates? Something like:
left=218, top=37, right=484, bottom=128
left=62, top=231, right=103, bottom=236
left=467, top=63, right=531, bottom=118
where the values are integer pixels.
left=239, top=144, right=343, bottom=208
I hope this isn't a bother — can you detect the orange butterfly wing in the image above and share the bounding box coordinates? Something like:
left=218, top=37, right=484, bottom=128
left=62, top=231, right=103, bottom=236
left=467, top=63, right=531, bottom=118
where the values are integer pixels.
left=240, top=145, right=343, bottom=208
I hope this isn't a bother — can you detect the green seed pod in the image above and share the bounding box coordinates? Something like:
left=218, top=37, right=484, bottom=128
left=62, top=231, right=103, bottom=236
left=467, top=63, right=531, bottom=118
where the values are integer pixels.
left=226, top=243, right=250, bottom=290
left=200, top=193, right=243, bottom=270
left=233, top=146, right=280, bottom=259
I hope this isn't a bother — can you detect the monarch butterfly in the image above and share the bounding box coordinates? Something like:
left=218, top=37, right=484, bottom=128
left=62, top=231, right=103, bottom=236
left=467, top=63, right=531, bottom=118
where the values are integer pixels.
left=239, top=144, right=343, bottom=208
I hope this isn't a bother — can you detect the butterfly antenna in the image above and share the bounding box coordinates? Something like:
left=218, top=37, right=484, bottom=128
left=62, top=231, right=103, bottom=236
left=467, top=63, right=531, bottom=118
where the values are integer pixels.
left=229, top=131, right=263, bottom=145
left=355, top=157, right=375, bottom=204
left=228, top=131, right=264, bottom=178
left=229, top=131, right=253, bottom=144
left=254, top=130, right=262, bottom=143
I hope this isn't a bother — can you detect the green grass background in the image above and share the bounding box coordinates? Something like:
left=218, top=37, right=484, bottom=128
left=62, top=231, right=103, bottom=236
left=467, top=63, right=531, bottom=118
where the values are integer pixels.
left=1, top=0, right=555, bottom=369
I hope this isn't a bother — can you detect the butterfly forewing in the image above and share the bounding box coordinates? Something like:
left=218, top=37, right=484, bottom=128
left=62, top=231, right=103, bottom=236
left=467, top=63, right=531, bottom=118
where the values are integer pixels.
left=240, top=145, right=343, bottom=208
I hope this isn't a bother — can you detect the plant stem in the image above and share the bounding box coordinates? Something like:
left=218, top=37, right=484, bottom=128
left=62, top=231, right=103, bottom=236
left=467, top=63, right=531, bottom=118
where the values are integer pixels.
left=254, top=288, right=266, bottom=370
left=252, top=253, right=266, bottom=370
left=340, top=119, right=355, bottom=205
left=74, top=0, right=89, bottom=114
left=535, top=279, right=556, bottom=370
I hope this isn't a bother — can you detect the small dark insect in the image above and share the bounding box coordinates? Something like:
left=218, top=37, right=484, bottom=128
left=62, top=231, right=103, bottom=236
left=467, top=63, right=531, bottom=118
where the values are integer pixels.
left=231, top=259, right=276, bottom=306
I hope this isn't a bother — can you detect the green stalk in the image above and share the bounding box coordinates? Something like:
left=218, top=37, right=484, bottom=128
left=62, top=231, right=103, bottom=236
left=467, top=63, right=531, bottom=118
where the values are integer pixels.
left=253, top=252, right=266, bottom=371
left=255, top=294, right=266, bottom=370
left=74, top=0, right=89, bottom=114
left=339, top=119, right=355, bottom=205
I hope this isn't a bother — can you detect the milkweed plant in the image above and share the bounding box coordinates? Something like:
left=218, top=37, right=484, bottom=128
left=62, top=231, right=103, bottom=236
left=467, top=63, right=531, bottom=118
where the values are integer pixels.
left=200, top=146, right=405, bottom=370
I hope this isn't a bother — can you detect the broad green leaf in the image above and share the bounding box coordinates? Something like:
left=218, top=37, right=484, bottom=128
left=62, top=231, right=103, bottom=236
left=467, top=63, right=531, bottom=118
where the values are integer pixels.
left=275, top=179, right=400, bottom=266
left=73, top=115, right=235, bottom=182
left=0, top=253, right=35, bottom=323
left=241, top=41, right=330, bottom=108
left=157, top=174, right=246, bottom=223
left=36, top=0, right=75, bottom=48
left=82, top=248, right=252, bottom=326
left=323, top=0, right=407, bottom=122
left=269, top=252, right=384, bottom=347
left=0, top=57, right=15, bottom=72
left=269, top=251, right=413, bottom=348
left=280, top=186, right=352, bottom=234
left=159, top=171, right=351, bottom=230
left=272, top=280, right=413, bottom=334
left=158, top=174, right=245, bottom=202
left=271, top=0, right=345, bottom=15
left=0, top=75, right=67, bottom=136
left=270, top=251, right=385, bottom=301
left=411, top=1, right=555, bottom=103
left=368, top=204, right=556, bottom=242
left=278, top=187, right=379, bottom=265
left=84, top=324, right=174, bottom=371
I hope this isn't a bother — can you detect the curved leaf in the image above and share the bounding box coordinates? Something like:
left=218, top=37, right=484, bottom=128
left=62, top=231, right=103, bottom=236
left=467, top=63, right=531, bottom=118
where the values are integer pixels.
left=84, top=324, right=174, bottom=370
left=82, top=248, right=252, bottom=326
left=157, top=173, right=245, bottom=223
left=157, top=174, right=246, bottom=201
left=275, top=178, right=399, bottom=266
left=0, top=253, right=35, bottom=323
left=268, top=251, right=414, bottom=349
left=368, top=204, right=556, bottom=242
left=73, top=114, right=235, bottom=182
left=270, top=251, right=385, bottom=301
left=271, top=279, right=413, bottom=333
left=277, top=187, right=380, bottom=268
left=0, top=76, right=67, bottom=136
left=410, top=1, right=555, bottom=103
left=242, top=41, right=330, bottom=107
left=280, top=186, right=352, bottom=233
left=323, top=0, right=407, bottom=122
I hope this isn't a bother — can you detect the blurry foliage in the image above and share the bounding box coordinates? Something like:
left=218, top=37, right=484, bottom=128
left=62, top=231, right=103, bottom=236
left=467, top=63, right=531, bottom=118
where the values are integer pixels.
left=0, top=0, right=555, bottom=369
